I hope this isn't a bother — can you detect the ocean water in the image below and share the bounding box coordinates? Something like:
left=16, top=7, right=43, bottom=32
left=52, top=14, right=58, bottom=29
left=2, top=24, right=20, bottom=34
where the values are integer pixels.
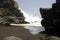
left=24, top=26, right=45, bottom=35
left=10, top=24, right=45, bottom=35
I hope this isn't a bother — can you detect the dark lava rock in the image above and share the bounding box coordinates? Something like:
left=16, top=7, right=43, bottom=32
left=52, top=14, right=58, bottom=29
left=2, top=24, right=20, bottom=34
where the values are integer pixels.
left=40, top=0, right=60, bottom=37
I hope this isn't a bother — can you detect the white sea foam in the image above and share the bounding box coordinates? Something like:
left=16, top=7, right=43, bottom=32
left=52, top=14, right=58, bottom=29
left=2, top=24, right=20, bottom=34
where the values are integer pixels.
left=19, top=8, right=45, bottom=35
left=24, top=26, right=45, bottom=35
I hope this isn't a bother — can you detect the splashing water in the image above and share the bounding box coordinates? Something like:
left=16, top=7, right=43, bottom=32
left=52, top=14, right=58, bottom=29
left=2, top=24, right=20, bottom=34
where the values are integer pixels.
left=19, top=8, right=44, bottom=35
left=20, top=8, right=42, bottom=23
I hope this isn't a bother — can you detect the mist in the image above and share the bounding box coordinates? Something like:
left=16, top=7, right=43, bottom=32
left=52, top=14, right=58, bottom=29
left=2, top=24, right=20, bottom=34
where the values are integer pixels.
left=19, top=8, right=45, bottom=35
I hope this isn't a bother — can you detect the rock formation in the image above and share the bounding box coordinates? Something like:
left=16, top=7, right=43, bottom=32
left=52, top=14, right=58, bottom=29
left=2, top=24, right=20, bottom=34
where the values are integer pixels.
left=40, top=0, right=60, bottom=36
left=0, top=0, right=27, bottom=24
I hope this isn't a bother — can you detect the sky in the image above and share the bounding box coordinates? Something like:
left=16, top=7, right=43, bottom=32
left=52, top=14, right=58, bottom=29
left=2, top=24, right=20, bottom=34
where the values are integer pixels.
left=15, top=0, right=55, bottom=18
left=14, top=0, right=56, bottom=35
left=14, top=0, right=56, bottom=25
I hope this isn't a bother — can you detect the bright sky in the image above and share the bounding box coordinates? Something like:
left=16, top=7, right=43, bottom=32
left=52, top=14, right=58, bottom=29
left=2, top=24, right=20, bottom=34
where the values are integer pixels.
left=14, top=0, right=56, bottom=34
left=14, top=0, right=55, bottom=25
left=15, top=0, right=55, bottom=18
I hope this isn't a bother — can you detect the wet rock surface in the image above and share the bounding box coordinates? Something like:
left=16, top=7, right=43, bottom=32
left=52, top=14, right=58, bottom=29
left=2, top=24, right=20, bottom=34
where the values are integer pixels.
left=40, top=0, right=60, bottom=37
left=0, top=0, right=60, bottom=40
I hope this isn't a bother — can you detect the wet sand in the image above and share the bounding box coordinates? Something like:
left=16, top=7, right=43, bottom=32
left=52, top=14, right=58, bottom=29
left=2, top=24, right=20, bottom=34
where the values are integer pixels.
left=0, top=25, right=40, bottom=40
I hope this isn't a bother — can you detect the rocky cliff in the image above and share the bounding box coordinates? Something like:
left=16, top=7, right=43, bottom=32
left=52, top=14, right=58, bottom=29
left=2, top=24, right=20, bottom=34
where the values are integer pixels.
left=0, top=0, right=27, bottom=24
left=40, top=0, right=60, bottom=37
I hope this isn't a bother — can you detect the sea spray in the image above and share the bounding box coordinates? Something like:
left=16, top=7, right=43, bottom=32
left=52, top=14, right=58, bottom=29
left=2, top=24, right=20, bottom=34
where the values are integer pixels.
left=24, top=26, right=45, bottom=35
